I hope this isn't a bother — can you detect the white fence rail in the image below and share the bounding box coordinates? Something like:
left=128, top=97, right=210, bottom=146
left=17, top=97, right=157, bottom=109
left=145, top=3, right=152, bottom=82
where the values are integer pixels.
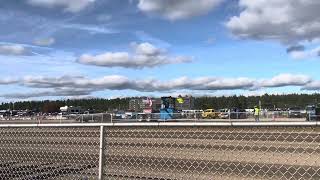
left=1, top=122, right=320, bottom=179
left=1, top=111, right=319, bottom=124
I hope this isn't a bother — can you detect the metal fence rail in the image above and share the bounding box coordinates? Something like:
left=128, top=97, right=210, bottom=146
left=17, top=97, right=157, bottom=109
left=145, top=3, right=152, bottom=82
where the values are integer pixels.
left=1, top=111, right=317, bottom=124
left=2, top=112, right=320, bottom=124
left=110, top=111, right=315, bottom=122
left=1, top=122, right=320, bottom=179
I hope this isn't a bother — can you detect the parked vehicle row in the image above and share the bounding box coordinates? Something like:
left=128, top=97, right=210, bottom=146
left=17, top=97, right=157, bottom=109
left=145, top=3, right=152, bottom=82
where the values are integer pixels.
left=110, top=104, right=320, bottom=121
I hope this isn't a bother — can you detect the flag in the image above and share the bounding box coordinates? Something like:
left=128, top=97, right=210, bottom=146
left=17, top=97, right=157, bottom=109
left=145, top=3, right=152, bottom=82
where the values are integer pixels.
left=177, top=97, right=184, bottom=104
left=147, top=97, right=153, bottom=107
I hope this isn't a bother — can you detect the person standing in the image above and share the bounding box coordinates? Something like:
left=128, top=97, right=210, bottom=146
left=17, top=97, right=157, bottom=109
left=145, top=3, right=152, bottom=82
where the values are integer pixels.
left=254, top=106, right=260, bottom=122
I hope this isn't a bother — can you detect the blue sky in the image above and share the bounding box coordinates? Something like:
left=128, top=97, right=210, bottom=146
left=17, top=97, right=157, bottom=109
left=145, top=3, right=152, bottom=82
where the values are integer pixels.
left=0, top=0, right=320, bottom=101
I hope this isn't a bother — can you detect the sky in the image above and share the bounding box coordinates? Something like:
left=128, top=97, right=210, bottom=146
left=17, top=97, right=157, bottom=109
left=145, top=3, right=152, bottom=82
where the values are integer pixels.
left=1, top=0, right=320, bottom=101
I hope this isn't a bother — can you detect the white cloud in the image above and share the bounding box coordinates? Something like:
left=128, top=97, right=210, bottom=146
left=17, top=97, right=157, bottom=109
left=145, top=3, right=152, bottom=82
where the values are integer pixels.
left=0, top=44, right=29, bottom=56
left=0, top=73, right=317, bottom=99
left=135, top=31, right=171, bottom=48
left=205, top=77, right=255, bottom=90
left=33, top=37, right=55, bottom=46
left=77, top=42, right=192, bottom=69
left=27, top=0, right=95, bottom=13
left=21, top=75, right=134, bottom=90
left=288, top=46, right=320, bottom=59
left=259, top=74, right=312, bottom=88
left=302, top=81, right=320, bottom=90
left=0, top=75, right=256, bottom=99
left=22, top=75, right=85, bottom=88
left=61, top=24, right=117, bottom=34
left=2, top=88, right=92, bottom=99
left=0, top=78, right=19, bottom=85
left=138, top=0, right=224, bottom=20
left=134, top=42, right=162, bottom=55
left=226, top=0, right=320, bottom=44
left=286, top=45, right=305, bottom=54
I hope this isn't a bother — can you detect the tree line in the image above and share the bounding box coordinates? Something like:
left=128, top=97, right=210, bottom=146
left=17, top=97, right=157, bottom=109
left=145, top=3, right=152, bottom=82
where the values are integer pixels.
left=0, top=93, right=319, bottom=113
left=0, top=98, right=130, bottom=113
left=194, top=93, right=320, bottom=110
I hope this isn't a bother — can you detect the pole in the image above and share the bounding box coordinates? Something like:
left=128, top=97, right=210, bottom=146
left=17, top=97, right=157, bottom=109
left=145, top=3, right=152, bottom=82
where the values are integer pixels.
left=272, top=111, right=275, bottom=121
left=136, top=112, right=138, bottom=122
left=259, top=100, right=261, bottom=110
left=98, top=125, right=105, bottom=180
left=101, top=113, right=103, bottom=123
left=309, top=112, right=311, bottom=121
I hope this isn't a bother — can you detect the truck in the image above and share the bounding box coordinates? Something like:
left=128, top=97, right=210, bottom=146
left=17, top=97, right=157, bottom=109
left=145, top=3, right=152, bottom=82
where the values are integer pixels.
left=160, top=96, right=177, bottom=120
left=306, top=105, right=320, bottom=121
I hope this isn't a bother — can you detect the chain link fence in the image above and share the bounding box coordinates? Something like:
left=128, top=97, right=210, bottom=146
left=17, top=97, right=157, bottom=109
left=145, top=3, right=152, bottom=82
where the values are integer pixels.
left=0, top=125, right=100, bottom=179
left=1, top=122, right=320, bottom=179
left=103, top=124, right=320, bottom=179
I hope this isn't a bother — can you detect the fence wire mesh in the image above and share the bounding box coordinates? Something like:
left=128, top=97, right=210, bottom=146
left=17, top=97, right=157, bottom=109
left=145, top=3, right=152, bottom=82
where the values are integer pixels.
left=1, top=124, right=320, bottom=179
left=104, top=126, right=320, bottom=180
left=0, top=126, right=100, bottom=179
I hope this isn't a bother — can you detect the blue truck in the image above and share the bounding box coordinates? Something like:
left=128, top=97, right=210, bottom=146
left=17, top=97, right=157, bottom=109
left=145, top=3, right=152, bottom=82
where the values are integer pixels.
left=160, top=96, right=177, bottom=120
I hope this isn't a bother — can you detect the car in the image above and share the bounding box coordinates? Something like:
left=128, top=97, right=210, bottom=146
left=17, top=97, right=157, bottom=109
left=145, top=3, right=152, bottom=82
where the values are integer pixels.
left=136, top=113, right=153, bottom=122
left=218, top=109, right=229, bottom=119
left=181, top=110, right=203, bottom=119
left=229, top=108, right=247, bottom=119
left=288, top=107, right=302, bottom=118
left=306, top=105, right=320, bottom=121
left=202, top=109, right=218, bottom=119
left=306, top=105, right=316, bottom=121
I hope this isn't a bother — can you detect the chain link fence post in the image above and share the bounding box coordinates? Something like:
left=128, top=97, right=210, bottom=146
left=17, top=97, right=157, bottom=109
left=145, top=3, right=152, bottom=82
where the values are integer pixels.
left=272, top=111, right=275, bottom=121
left=98, top=125, right=105, bottom=180
left=308, top=112, right=311, bottom=121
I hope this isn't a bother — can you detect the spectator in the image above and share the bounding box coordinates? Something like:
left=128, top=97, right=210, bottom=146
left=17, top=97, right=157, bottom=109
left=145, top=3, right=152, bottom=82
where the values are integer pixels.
left=254, top=106, right=260, bottom=122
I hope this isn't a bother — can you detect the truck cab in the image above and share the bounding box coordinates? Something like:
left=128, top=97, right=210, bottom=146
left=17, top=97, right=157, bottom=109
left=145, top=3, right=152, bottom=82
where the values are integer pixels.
left=160, top=97, right=176, bottom=120
left=306, top=105, right=316, bottom=121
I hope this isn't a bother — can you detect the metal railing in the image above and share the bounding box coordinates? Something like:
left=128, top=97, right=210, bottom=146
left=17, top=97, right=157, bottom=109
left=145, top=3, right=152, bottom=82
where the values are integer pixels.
left=110, top=111, right=312, bottom=122
left=1, top=111, right=318, bottom=124
left=0, top=113, right=113, bottom=124
left=1, top=122, right=320, bottom=179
